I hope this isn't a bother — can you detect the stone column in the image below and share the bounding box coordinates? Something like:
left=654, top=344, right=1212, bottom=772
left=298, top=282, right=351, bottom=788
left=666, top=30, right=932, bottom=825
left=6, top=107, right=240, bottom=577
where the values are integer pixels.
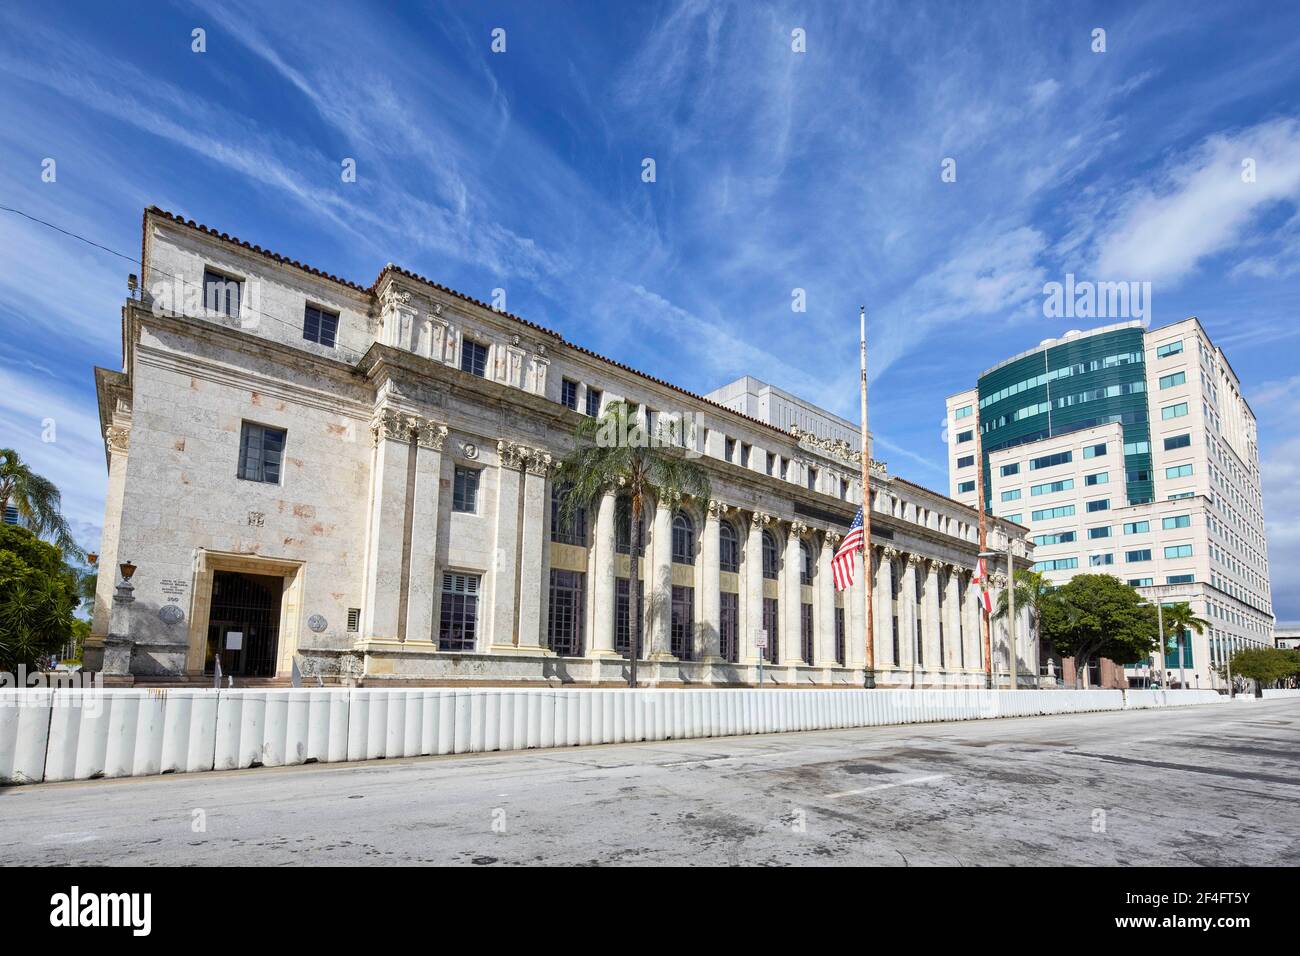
left=782, top=522, right=807, bottom=665
left=897, top=553, right=918, bottom=674
left=362, top=409, right=416, bottom=642
left=516, top=449, right=552, bottom=653
left=817, top=533, right=837, bottom=665
left=875, top=548, right=895, bottom=669
left=589, top=491, right=618, bottom=657
left=700, top=500, right=724, bottom=661
left=403, top=421, right=448, bottom=643
left=648, top=491, right=676, bottom=659
left=990, top=572, right=1009, bottom=675
left=742, top=512, right=769, bottom=664
left=943, top=564, right=962, bottom=673
left=488, top=441, right=524, bottom=651
left=846, top=557, right=865, bottom=668
left=963, top=569, right=982, bottom=672
left=922, top=559, right=942, bottom=673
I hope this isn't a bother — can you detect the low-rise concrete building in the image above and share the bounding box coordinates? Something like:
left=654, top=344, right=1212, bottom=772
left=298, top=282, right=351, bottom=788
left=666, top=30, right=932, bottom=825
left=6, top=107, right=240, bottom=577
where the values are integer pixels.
left=87, top=208, right=1034, bottom=687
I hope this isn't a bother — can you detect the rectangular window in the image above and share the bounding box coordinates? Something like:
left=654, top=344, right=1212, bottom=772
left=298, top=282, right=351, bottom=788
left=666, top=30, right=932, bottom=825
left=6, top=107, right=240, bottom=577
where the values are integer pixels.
left=740, top=443, right=751, bottom=468
left=438, top=573, right=480, bottom=651
left=958, top=480, right=976, bottom=493
left=1001, top=489, right=1021, bottom=502
left=1086, top=499, right=1110, bottom=512
left=1167, top=491, right=1194, bottom=500
left=1164, top=544, right=1194, bottom=559
left=1126, top=469, right=1151, bottom=484
left=561, top=378, right=578, bottom=410
left=1031, top=505, right=1075, bottom=521
left=1084, top=472, right=1108, bottom=486
left=1125, top=549, right=1152, bottom=562
left=203, top=268, right=242, bottom=318
left=585, top=387, right=602, bottom=417
left=1165, top=464, right=1193, bottom=479
left=719, top=591, right=738, bottom=663
left=1166, top=574, right=1194, bottom=584
left=237, top=422, right=285, bottom=483
left=1156, top=340, right=1184, bottom=358
left=1128, top=577, right=1153, bottom=587
left=1000, top=463, right=1020, bottom=476
left=1089, top=553, right=1114, bottom=567
left=956, top=430, right=973, bottom=444
left=1088, top=526, right=1112, bottom=539
left=1162, top=402, right=1188, bottom=420
left=762, top=598, right=780, bottom=664
left=1162, top=514, right=1191, bottom=530
left=835, top=606, right=846, bottom=666
left=1031, top=479, right=1073, bottom=496
left=670, top=585, right=694, bottom=661
left=765, top=452, right=775, bottom=476
left=957, top=455, right=975, bottom=469
left=725, top=437, right=736, bottom=463
left=1164, top=433, right=1191, bottom=451
left=954, top=405, right=973, bottom=419
left=780, top=459, right=790, bottom=481
left=1003, top=513, right=1022, bottom=524
left=302, top=304, right=339, bottom=347
left=453, top=466, right=480, bottom=513
left=1124, top=521, right=1150, bottom=534
left=548, top=570, right=585, bottom=656
left=1083, top=443, right=1107, bottom=459
left=1159, top=371, right=1186, bottom=389
left=550, top=484, right=587, bottom=545
left=1033, top=557, right=1078, bottom=572
left=807, top=466, right=818, bottom=491
left=1033, top=531, right=1076, bottom=546
left=614, top=578, right=643, bottom=657
left=461, top=339, right=489, bottom=377
left=1030, top=451, right=1072, bottom=470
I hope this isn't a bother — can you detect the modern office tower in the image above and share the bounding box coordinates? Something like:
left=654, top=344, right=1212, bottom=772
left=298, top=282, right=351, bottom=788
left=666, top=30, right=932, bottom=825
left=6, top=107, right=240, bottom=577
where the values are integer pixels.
left=946, top=319, right=1274, bottom=688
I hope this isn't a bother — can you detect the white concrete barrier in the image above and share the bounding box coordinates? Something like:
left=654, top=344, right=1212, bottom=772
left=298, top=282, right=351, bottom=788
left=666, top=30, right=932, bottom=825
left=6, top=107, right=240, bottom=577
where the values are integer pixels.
left=0, top=683, right=1265, bottom=786
left=1261, top=688, right=1300, bottom=699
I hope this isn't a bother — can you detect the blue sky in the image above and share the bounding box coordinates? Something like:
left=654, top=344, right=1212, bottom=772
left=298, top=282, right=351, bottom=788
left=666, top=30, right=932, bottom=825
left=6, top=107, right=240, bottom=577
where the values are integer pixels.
left=2, top=1, right=1299, bottom=621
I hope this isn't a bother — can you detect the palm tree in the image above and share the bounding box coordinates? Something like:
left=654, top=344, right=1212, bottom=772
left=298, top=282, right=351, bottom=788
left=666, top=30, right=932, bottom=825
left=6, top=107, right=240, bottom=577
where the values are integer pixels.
left=0, top=448, right=81, bottom=557
left=992, top=568, right=1058, bottom=680
left=1159, top=601, right=1208, bottom=684
left=552, top=401, right=709, bottom=687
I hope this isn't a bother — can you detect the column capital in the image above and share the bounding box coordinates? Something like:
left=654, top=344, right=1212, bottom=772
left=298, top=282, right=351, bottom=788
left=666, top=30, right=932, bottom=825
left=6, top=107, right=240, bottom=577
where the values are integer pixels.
left=372, top=408, right=442, bottom=446
left=883, top=545, right=902, bottom=559
left=524, top=449, right=552, bottom=476
left=789, top=520, right=809, bottom=538
left=105, top=424, right=131, bottom=456
left=907, top=551, right=927, bottom=566
left=658, top=488, right=683, bottom=508
left=750, top=511, right=772, bottom=528
left=415, top=420, right=448, bottom=451
left=825, top=531, right=842, bottom=548
left=707, top=499, right=728, bottom=519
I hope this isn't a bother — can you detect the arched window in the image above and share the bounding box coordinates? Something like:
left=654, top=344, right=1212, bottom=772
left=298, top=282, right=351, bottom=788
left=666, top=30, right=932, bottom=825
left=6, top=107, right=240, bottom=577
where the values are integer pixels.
left=800, top=540, right=814, bottom=585
left=550, top=482, right=587, bottom=546
left=615, top=495, right=644, bottom=555
left=762, top=530, right=779, bottom=580
left=672, top=511, right=696, bottom=564
left=719, top=521, right=739, bottom=573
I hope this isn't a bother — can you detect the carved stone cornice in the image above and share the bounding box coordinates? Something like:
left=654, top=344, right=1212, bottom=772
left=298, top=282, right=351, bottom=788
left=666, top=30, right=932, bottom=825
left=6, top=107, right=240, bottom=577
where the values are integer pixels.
left=105, top=425, right=130, bottom=456
left=371, top=409, right=446, bottom=448
left=789, top=426, right=889, bottom=477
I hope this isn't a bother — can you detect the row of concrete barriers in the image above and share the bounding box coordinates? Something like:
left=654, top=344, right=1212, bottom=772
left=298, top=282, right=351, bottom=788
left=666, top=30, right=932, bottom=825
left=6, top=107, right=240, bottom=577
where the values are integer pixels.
left=0, top=685, right=1234, bottom=785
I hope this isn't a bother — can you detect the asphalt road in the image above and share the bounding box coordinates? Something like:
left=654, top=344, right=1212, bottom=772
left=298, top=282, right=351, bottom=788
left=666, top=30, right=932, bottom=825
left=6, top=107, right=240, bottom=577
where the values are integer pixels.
left=1, top=699, right=1296, bottom=866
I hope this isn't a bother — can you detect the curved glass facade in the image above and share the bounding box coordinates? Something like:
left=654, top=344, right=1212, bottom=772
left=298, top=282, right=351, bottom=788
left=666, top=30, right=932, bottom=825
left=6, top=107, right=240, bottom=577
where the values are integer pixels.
left=977, top=327, right=1152, bottom=509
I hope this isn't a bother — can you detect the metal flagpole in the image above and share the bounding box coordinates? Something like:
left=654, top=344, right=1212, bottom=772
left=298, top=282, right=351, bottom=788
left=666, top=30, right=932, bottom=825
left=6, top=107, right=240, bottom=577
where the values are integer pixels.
left=860, top=307, right=876, bottom=689
left=975, top=405, right=993, bottom=689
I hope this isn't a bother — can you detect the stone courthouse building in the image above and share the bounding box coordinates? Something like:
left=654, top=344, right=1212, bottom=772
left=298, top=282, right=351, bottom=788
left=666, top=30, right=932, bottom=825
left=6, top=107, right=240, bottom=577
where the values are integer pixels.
left=86, top=208, right=1035, bottom=687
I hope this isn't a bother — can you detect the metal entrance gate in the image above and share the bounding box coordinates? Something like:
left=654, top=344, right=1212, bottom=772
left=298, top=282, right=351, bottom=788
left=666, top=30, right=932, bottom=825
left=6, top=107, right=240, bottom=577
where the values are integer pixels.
left=205, top=571, right=283, bottom=677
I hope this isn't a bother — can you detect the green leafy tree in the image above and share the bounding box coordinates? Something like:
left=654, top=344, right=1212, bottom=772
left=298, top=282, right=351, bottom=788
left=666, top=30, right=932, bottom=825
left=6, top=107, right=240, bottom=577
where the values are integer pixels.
left=1226, top=647, right=1300, bottom=691
left=0, top=448, right=80, bottom=557
left=1038, top=574, right=1158, bottom=688
left=0, top=524, right=80, bottom=672
left=552, top=401, right=709, bottom=687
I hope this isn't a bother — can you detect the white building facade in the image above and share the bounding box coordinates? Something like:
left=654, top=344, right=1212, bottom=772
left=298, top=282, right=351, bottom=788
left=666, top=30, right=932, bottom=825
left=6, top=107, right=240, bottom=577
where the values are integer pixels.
left=87, top=207, right=1034, bottom=688
left=945, top=320, right=1274, bottom=689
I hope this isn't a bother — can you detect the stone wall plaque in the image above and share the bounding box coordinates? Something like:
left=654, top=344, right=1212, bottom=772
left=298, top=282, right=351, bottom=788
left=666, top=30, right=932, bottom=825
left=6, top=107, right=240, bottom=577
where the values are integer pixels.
left=159, top=604, right=185, bottom=626
left=307, top=614, right=328, bottom=633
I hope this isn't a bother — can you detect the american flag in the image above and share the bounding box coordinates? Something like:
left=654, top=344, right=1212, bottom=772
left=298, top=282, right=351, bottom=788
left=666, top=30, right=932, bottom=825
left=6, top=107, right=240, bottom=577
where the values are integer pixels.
left=971, top=556, right=993, bottom=614
left=831, top=507, right=864, bottom=591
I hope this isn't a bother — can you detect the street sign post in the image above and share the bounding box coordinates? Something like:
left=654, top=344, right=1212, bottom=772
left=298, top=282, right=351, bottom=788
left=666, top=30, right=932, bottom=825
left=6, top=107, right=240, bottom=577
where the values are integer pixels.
left=754, top=629, right=768, bottom=686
